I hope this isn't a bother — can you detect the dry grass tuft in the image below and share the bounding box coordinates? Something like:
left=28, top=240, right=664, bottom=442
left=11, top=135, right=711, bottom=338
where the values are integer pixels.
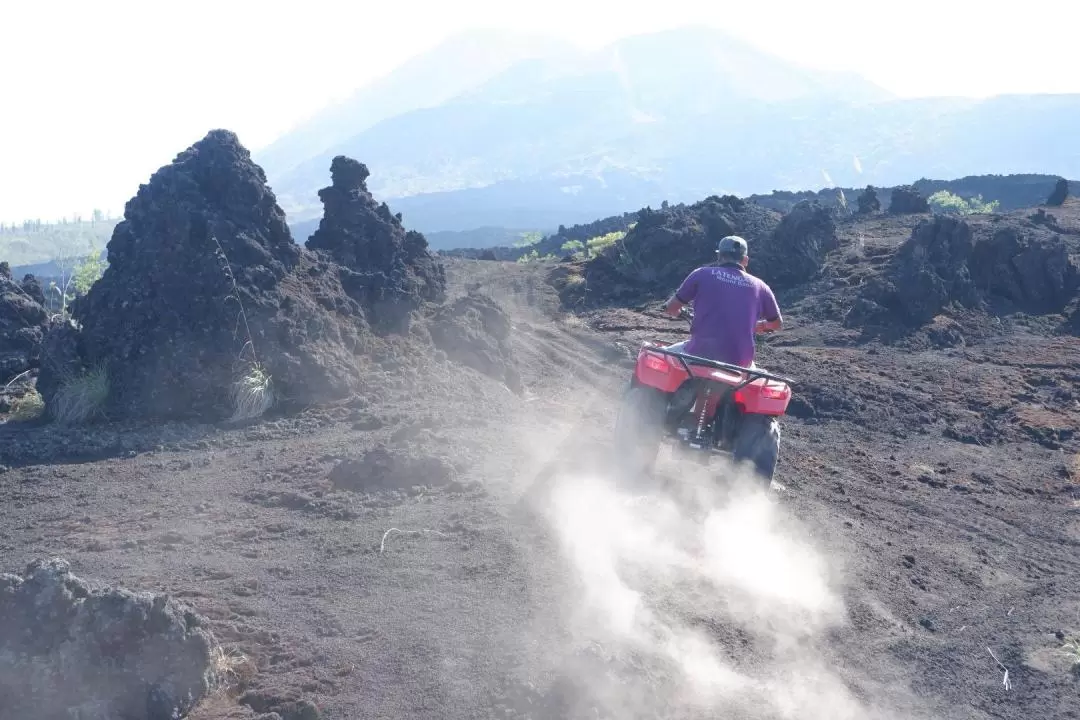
left=210, top=646, right=257, bottom=695
left=51, top=365, right=109, bottom=424
left=230, top=363, right=275, bottom=421
left=213, top=234, right=275, bottom=422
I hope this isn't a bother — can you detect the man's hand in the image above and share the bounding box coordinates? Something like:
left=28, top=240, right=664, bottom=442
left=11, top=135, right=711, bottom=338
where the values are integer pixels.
left=664, top=295, right=685, bottom=318
left=755, top=318, right=782, bottom=334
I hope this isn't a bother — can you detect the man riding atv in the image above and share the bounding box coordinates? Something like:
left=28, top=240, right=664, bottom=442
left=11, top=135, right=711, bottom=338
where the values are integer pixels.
left=613, top=235, right=789, bottom=487
left=662, top=235, right=783, bottom=365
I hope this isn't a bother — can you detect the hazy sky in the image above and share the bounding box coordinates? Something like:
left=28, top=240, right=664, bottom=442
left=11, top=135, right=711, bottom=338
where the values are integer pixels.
left=2, top=0, right=1076, bottom=224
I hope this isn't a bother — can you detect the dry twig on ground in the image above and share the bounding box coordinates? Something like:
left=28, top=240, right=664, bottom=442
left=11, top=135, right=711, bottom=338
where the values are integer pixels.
left=987, top=647, right=1011, bottom=691
left=379, top=527, right=448, bottom=554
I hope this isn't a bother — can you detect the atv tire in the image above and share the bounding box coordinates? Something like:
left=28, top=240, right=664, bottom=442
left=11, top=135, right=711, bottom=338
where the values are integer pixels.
left=613, top=384, right=667, bottom=485
left=732, top=413, right=781, bottom=486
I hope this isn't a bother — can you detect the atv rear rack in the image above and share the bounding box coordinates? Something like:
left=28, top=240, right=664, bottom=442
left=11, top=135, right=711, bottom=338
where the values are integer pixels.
left=643, top=346, right=794, bottom=387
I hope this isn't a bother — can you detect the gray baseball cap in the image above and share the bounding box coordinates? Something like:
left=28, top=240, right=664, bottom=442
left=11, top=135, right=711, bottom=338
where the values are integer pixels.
left=717, top=235, right=748, bottom=258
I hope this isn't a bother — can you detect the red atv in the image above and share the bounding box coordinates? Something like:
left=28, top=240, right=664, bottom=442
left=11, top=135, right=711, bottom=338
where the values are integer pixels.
left=613, top=308, right=793, bottom=486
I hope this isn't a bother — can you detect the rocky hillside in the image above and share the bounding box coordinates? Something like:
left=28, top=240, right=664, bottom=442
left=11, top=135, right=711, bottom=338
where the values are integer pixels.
left=746, top=174, right=1079, bottom=214
left=549, top=187, right=1080, bottom=334
left=438, top=175, right=1075, bottom=264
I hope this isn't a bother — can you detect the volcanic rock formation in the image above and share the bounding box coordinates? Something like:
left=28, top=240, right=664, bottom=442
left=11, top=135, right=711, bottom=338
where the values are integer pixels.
left=429, top=290, right=522, bottom=393
left=968, top=224, right=1080, bottom=314
left=851, top=214, right=1080, bottom=327
left=33, top=318, right=85, bottom=408
left=754, top=200, right=839, bottom=289
left=888, top=184, right=930, bottom=214
left=563, top=195, right=782, bottom=306
left=20, top=272, right=47, bottom=306
left=306, top=156, right=446, bottom=334
left=878, top=215, right=977, bottom=323
left=856, top=185, right=881, bottom=215
left=1047, top=178, right=1069, bottom=206
left=0, top=262, right=49, bottom=383
left=0, top=557, right=216, bottom=720
left=38, top=130, right=371, bottom=421
left=556, top=195, right=847, bottom=307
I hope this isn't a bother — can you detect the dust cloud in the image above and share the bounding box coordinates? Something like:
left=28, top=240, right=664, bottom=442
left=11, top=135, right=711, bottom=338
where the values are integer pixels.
left=531, top=457, right=921, bottom=720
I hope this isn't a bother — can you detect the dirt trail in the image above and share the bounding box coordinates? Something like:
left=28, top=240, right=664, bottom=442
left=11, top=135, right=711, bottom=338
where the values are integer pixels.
left=2, top=257, right=1078, bottom=719
left=0, top=258, right=629, bottom=719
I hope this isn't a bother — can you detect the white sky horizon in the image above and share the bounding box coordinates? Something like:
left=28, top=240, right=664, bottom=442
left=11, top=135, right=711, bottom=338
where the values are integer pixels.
left=1, top=0, right=1077, bottom=224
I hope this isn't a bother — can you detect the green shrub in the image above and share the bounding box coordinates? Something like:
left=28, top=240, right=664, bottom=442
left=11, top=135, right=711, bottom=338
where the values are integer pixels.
left=512, top=231, right=543, bottom=248
left=928, top=190, right=999, bottom=215
left=586, top=230, right=627, bottom=256
left=10, top=391, right=45, bottom=421
left=516, top=249, right=558, bottom=264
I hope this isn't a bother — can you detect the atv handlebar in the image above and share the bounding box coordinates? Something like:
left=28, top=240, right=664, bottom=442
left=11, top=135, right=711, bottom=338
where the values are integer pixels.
left=676, top=305, right=773, bottom=334
left=663, top=304, right=790, bottom=383
left=645, top=345, right=794, bottom=386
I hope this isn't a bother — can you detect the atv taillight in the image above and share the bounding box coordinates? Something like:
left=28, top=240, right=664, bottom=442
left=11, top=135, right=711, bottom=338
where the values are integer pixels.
left=760, top=385, right=787, bottom=399
left=643, top=353, right=670, bottom=373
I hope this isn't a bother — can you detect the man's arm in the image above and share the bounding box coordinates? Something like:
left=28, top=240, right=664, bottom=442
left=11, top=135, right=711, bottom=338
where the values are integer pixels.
left=666, top=269, right=699, bottom=317
left=756, top=283, right=783, bottom=334
left=665, top=294, right=688, bottom=318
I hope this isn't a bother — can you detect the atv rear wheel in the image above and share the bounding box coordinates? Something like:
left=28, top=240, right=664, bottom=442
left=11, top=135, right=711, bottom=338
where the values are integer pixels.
left=732, top=413, right=780, bottom=486
left=613, top=384, right=667, bottom=485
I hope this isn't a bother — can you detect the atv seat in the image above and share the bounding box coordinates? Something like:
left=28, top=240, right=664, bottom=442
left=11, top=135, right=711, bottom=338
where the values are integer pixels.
left=661, top=341, right=759, bottom=371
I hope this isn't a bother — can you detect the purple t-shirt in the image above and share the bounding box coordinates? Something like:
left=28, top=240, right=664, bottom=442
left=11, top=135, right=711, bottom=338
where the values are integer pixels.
left=675, top=264, right=781, bottom=367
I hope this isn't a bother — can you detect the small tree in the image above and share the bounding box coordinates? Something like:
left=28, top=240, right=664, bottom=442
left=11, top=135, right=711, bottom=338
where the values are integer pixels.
left=48, top=247, right=78, bottom=314
left=73, top=248, right=106, bottom=296
left=48, top=244, right=106, bottom=315
left=1046, top=178, right=1069, bottom=207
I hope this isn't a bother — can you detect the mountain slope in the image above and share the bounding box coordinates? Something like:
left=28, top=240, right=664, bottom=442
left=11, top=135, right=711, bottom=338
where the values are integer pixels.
left=253, top=28, right=575, bottom=179
left=376, top=93, right=1080, bottom=233
left=264, top=27, right=1080, bottom=232
left=267, top=27, right=893, bottom=220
